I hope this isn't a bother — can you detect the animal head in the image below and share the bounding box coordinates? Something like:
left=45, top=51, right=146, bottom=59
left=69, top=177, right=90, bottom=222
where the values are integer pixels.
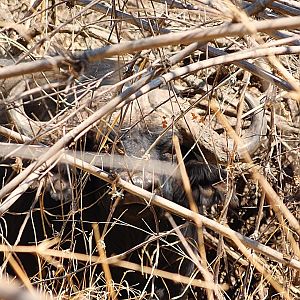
left=1, top=58, right=265, bottom=210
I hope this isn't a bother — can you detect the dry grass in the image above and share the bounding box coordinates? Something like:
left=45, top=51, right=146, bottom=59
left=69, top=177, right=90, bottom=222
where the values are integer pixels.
left=0, top=0, right=300, bottom=299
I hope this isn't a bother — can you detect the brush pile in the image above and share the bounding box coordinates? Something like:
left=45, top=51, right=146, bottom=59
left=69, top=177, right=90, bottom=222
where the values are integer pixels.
left=0, top=0, right=300, bottom=299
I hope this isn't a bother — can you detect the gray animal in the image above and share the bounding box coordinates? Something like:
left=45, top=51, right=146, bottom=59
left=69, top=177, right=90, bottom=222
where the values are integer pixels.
left=0, top=57, right=265, bottom=299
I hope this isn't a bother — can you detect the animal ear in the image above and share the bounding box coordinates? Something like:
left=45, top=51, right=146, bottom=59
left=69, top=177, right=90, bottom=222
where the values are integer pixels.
left=197, top=182, right=238, bottom=211
left=212, top=182, right=239, bottom=209
left=212, top=182, right=227, bottom=199
left=197, top=185, right=218, bottom=207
